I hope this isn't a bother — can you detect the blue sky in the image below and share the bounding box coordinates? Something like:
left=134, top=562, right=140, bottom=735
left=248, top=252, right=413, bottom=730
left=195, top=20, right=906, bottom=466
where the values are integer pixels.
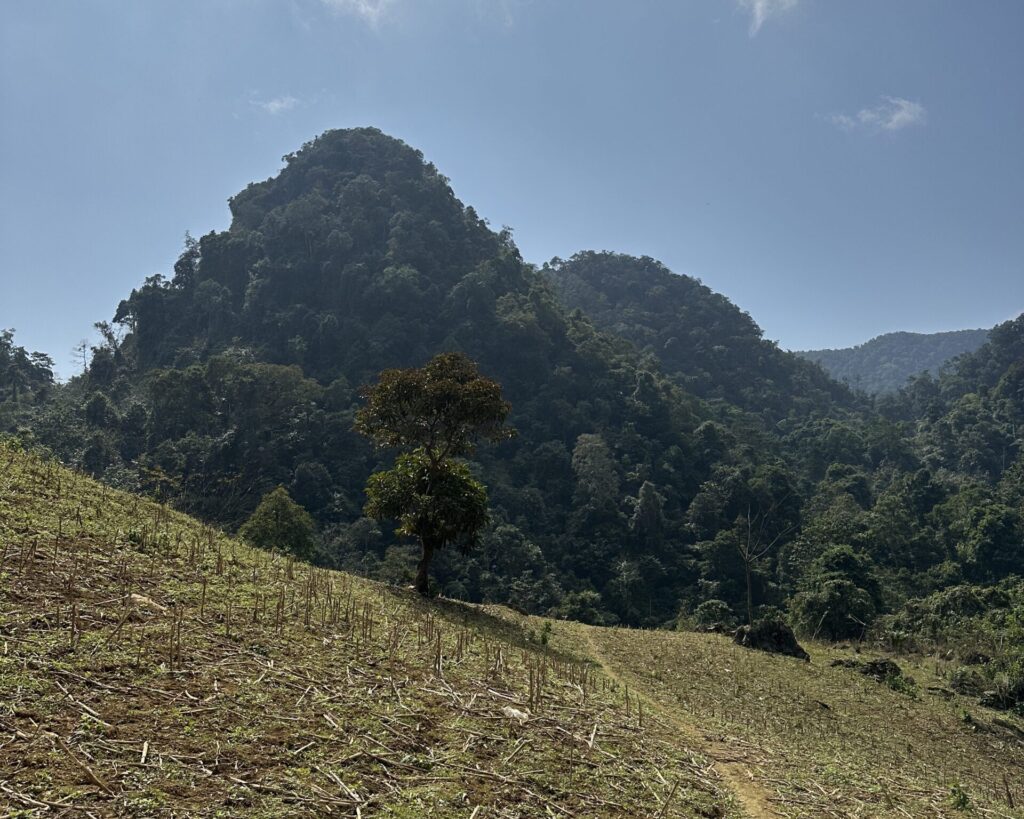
left=2, top=0, right=1022, bottom=378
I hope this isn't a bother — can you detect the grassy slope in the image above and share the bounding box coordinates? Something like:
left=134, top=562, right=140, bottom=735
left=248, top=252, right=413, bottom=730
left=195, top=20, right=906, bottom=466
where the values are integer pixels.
left=3, top=443, right=1024, bottom=817
left=0, top=443, right=730, bottom=818
left=492, top=609, right=1024, bottom=818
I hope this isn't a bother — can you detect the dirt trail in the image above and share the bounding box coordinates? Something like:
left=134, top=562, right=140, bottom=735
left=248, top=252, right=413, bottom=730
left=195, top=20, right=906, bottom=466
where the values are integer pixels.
left=581, top=628, right=779, bottom=819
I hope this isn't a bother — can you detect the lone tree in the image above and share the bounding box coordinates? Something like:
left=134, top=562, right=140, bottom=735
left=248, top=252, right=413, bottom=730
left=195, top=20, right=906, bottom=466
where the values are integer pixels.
left=356, top=352, right=514, bottom=596
left=240, top=486, right=318, bottom=560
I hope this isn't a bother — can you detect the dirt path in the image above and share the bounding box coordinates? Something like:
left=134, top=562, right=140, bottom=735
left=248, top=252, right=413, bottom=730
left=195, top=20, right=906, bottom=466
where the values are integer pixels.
left=581, top=627, right=779, bottom=819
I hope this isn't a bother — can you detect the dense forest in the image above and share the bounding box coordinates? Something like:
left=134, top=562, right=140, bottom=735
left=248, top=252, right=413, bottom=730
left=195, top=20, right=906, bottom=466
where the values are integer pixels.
left=546, top=251, right=860, bottom=421
left=3, top=130, right=1023, bottom=686
left=0, top=329, right=54, bottom=429
left=798, top=328, right=990, bottom=394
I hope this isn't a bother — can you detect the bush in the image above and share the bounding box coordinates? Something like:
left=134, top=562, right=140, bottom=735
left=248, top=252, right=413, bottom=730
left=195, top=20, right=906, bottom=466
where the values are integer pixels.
left=693, top=599, right=737, bottom=630
left=550, top=590, right=617, bottom=626
left=790, top=578, right=875, bottom=640
left=733, top=615, right=810, bottom=661
left=239, top=486, right=318, bottom=560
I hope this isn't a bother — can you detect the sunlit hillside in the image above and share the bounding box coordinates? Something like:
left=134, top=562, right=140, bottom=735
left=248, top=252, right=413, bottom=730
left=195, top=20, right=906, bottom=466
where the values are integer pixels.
left=4, top=441, right=1024, bottom=816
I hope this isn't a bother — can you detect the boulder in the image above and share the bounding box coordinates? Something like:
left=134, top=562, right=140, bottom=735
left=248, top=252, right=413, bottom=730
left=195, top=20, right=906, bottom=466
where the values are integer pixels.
left=733, top=618, right=810, bottom=661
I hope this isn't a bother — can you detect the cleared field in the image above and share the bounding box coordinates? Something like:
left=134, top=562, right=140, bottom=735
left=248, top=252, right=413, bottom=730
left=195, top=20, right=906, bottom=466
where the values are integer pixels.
left=4, top=440, right=1024, bottom=817
left=542, top=618, right=1024, bottom=818
left=0, top=444, right=731, bottom=818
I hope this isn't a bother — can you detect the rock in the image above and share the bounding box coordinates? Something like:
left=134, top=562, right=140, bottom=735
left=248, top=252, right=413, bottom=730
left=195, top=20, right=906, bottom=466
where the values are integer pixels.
left=733, top=618, right=810, bottom=661
left=130, top=593, right=168, bottom=613
left=949, top=668, right=985, bottom=696
left=980, top=690, right=1015, bottom=711
left=830, top=657, right=914, bottom=687
left=502, top=706, right=530, bottom=724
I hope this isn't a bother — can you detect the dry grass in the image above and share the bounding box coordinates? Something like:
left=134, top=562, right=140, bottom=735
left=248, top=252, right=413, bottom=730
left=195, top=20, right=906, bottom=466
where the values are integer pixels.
left=6, top=440, right=1023, bottom=818
left=0, top=442, right=733, bottom=818
left=562, top=624, right=1024, bottom=818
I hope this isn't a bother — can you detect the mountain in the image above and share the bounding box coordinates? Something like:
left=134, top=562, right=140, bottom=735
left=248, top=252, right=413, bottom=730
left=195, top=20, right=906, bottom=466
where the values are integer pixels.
left=880, top=314, right=1024, bottom=480
left=13, top=127, right=1024, bottom=646
left=25, top=128, right=728, bottom=626
left=545, top=251, right=860, bottom=421
left=797, top=328, right=990, bottom=394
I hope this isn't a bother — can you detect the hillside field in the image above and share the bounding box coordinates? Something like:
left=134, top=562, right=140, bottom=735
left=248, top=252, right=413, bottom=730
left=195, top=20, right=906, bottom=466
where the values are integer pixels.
left=3, top=442, right=1024, bottom=817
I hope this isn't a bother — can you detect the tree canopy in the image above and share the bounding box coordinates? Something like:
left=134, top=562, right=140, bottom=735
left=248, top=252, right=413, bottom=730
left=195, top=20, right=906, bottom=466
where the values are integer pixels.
left=239, top=486, right=318, bottom=560
left=358, top=352, right=512, bottom=595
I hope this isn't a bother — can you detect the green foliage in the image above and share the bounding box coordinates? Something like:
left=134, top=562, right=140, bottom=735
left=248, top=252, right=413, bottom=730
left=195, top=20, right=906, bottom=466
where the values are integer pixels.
left=790, top=578, right=875, bottom=640
left=13, top=126, right=1024, bottom=635
left=550, top=590, right=616, bottom=626
left=546, top=251, right=860, bottom=421
left=364, top=451, right=488, bottom=555
left=0, top=329, right=54, bottom=428
left=28, top=129, right=717, bottom=624
left=692, top=599, right=737, bottom=629
left=798, top=328, right=989, bottom=394
left=355, top=351, right=514, bottom=459
left=239, top=486, right=318, bottom=559
left=949, top=783, right=971, bottom=811
left=358, top=352, right=510, bottom=595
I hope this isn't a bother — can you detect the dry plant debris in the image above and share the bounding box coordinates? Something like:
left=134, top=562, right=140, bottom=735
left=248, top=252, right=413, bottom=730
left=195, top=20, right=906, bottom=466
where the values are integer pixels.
left=0, top=444, right=732, bottom=817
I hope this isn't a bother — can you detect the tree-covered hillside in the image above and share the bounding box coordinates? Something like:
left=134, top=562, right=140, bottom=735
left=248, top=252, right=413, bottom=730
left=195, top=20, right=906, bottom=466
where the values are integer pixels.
left=546, top=251, right=860, bottom=421
left=0, top=329, right=54, bottom=430
left=22, top=129, right=728, bottom=626
left=11, top=128, right=1024, bottom=646
left=798, top=328, right=989, bottom=394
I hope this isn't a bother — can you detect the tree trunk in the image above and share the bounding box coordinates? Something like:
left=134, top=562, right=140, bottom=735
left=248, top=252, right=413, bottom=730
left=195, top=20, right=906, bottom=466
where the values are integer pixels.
left=745, top=558, right=754, bottom=626
left=415, top=539, right=435, bottom=596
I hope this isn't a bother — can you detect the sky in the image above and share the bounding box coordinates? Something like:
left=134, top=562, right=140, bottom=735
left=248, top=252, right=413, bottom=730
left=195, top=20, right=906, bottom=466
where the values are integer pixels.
left=2, top=0, right=1023, bottom=378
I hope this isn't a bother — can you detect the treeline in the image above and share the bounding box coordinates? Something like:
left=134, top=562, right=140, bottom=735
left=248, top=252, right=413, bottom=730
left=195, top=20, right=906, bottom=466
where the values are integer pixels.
left=0, top=329, right=54, bottom=431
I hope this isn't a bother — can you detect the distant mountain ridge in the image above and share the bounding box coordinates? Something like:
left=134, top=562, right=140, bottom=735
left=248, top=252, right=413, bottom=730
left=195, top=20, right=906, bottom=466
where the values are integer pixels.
left=797, top=328, right=990, bottom=394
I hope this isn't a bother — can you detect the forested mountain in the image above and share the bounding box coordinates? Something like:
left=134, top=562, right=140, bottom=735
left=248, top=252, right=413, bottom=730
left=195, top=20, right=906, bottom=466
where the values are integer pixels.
left=546, top=252, right=860, bottom=421
left=9, top=128, right=1024, bottom=647
left=798, top=328, right=989, bottom=394
left=23, top=128, right=731, bottom=625
left=879, top=316, right=1024, bottom=478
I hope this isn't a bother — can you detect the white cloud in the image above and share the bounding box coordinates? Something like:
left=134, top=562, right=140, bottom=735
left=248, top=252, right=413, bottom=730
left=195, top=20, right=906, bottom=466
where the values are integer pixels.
left=737, top=0, right=798, bottom=36
left=253, top=95, right=300, bottom=115
left=472, top=0, right=531, bottom=28
left=829, top=97, right=927, bottom=133
left=320, top=0, right=397, bottom=25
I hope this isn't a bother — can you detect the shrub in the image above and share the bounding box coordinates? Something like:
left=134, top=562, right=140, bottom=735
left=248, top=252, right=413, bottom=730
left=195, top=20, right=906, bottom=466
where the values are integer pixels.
left=693, top=599, right=737, bottom=629
left=790, top=578, right=875, bottom=640
left=239, top=486, right=318, bottom=560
